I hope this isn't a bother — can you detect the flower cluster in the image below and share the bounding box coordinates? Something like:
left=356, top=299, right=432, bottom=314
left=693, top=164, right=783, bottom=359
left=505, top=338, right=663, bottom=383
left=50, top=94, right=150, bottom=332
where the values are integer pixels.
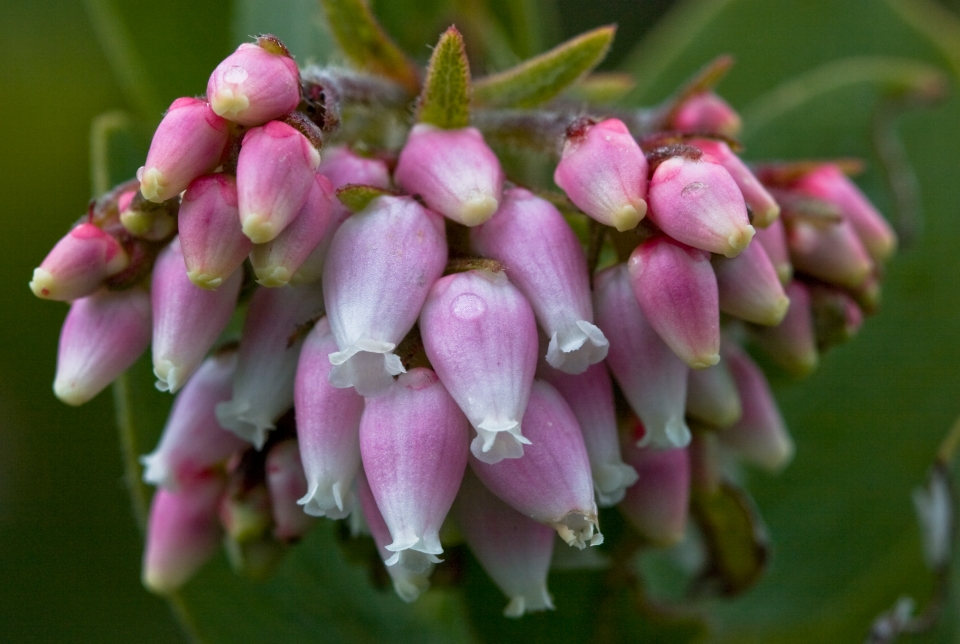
left=31, top=31, right=896, bottom=616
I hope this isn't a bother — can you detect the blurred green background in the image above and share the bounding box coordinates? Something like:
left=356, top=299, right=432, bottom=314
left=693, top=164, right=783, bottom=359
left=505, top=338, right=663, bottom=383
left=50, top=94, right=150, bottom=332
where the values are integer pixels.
left=3, top=0, right=960, bottom=642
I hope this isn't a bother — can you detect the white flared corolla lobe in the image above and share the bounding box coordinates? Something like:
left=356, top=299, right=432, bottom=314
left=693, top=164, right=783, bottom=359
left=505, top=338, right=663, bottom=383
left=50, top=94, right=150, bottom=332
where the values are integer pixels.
left=206, top=41, right=300, bottom=127
left=693, top=138, right=780, bottom=228
left=356, top=469, right=434, bottom=602
left=786, top=218, right=873, bottom=290
left=540, top=362, right=638, bottom=507
left=471, top=188, right=608, bottom=374
left=686, top=358, right=742, bottom=429
left=452, top=470, right=555, bottom=617
left=552, top=118, right=648, bottom=232
left=216, top=280, right=324, bottom=448
left=141, top=350, right=248, bottom=490
left=142, top=469, right=225, bottom=594
left=670, top=91, right=742, bottom=138
left=619, top=436, right=691, bottom=546
left=469, top=380, right=602, bottom=549
left=323, top=195, right=447, bottom=397
left=360, top=368, right=469, bottom=572
left=913, top=468, right=954, bottom=570
left=749, top=281, right=819, bottom=377
left=647, top=155, right=754, bottom=257
left=793, top=164, right=897, bottom=262
left=394, top=124, right=504, bottom=226
left=713, top=238, right=790, bottom=326
left=628, top=236, right=720, bottom=369
left=754, top=217, right=792, bottom=286
left=138, top=97, right=229, bottom=203
left=294, top=317, right=363, bottom=519
left=250, top=173, right=336, bottom=287
left=593, top=264, right=690, bottom=449
left=265, top=439, right=314, bottom=542
left=30, top=223, right=128, bottom=302
left=236, top=120, right=321, bottom=244
left=420, top=269, right=539, bottom=463
left=719, top=344, right=794, bottom=471
left=151, top=238, right=242, bottom=393
left=178, top=174, right=252, bottom=290
left=54, top=288, right=151, bottom=406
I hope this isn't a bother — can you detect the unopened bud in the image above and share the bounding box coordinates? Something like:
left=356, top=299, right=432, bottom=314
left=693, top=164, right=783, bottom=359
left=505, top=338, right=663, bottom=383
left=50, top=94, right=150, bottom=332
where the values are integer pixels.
left=787, top=219, right=873, bottom=290
left=693, top=138, right=779, bottom=228
left=713, top=238, right=790, bottom=326
left=179, top=174, right=252, bottom=289
left=671, top=91, right=741, bottom=138
left=750, top=281, right=819, bottom=377
left=619, top=433, right=691, bottom=546
left=686, top=358, right=742, bottom=429
left=753, top=218, right=793, bottom=286
left=206, top=41, right=301, bottom=126
left=265, top=440, right=314, bottom=542
left=30, top=223, right=128, bottom=301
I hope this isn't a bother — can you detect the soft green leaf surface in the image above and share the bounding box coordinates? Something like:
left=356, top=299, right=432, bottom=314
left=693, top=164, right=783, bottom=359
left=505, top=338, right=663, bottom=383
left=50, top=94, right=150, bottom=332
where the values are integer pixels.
left=232, top=0, right=334, bottom=63
left=418, top=26, right=471, bottom=128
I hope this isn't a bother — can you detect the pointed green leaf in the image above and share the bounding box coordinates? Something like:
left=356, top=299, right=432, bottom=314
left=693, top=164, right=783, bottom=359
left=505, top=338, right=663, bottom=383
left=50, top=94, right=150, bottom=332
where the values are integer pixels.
left=417, top=26, right=471, bottom=129
left=336, top=183, right=394, bottom=212
left=319, top=0, right=420, bottom=94
left=473, top=25, right=615, bottom=108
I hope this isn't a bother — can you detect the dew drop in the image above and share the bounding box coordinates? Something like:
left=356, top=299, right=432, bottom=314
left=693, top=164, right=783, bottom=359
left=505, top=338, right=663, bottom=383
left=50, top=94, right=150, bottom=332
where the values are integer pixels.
left=681, top=181, right=706, bottom=198
left=451, top=293, right=485, bottom=320
left=224, top=65, right=248, bottom=84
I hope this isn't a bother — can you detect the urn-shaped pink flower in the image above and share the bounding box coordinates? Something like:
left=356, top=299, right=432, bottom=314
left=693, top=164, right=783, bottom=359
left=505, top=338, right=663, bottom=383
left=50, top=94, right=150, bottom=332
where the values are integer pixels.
left=178, top=174, right=251, bottom=290
left=30, top=223, right=128, bottom=302
left=206, top=41, right=301, bottom=126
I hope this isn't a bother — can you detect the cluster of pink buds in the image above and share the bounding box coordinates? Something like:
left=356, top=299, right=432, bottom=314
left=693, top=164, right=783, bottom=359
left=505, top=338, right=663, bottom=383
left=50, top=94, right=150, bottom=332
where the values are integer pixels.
left=32, top=30, right=897, bottom=617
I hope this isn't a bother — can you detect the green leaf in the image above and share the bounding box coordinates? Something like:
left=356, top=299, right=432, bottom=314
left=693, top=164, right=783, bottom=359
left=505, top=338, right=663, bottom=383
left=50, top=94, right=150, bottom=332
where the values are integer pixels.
left=417, top=26, right=471, bottom=129
left=564, top=72, right=637, bottom=105
left=335, top=183, right=394, bottom=212
left=319, top=0, right=420, bottom=94
left=231, top=0, right=334, bottom=62
left=473, top=25, right=615, bottom=108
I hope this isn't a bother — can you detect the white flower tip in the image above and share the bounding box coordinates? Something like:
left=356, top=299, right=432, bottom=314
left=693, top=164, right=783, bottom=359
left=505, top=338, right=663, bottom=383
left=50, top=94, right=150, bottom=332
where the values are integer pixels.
left=140, top=453, right=177, bottom=490
left=209, top=87, right=249, bottom=120
left=241, top=214, right=277, bottom=244
left=611, top=202, right=644, bottom=232
left=723, top=224, right=756, bottom=257
left=385, top=548, right=443, bottom=574
left=775, top=263, right=793, bottom=286
left=53, top=377, right=93, bottom=406
left=594, top=462, right=640, bottom=508
left=153, top=359, right=185, bottom=394
left=754, top=203, right=781, bottom=229
left=391, top=570, right=431, bottom=603
left=186, top=270, right=225, bottom=291
left=764, top=294, right=791, bottom=327
left=254, top=265, right=293, bottom=288
left=546, top=322, right=610, bottom=374
left=328, top=344, right=405, bottom=397
left=553, top=511, right=602, bottom=550
left=504, top=587, right=555, bottom=618
left=139, top=167, right=166, bottom=203
left=641, top=416, right=691, bottom=449
left=689, top=352, right=721, bottom=369
left=472, top=422, right=529, bottom=464
left=120, top=209, right=151, bottom=236
left=141, top=567, right=180, bottom=596
left=459, top=194, right=499, bottom=227
left=297, top=481, right=353, bottom=519
left=215, top=399, right=273, bottom=449
left=29, top=268, right=55, bottom=299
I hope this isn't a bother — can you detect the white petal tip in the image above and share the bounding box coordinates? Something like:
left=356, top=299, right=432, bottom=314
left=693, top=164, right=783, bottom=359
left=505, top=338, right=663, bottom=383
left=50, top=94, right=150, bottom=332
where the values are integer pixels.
left=458, top=195, right=499, bottom=227
left=209, top=88, right=249, bottom=120
left=186, top=270, right=225, bottom=290
left=254, top=265, right=293, bottom=288
left=611, top=202, right=645, bottom=232
left=29, top=268, right=55, bottom=299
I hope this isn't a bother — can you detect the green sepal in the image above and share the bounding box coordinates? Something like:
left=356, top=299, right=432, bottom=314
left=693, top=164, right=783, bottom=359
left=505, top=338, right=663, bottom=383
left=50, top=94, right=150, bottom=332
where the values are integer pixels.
left=336, top=183, right=394, bottom=212
left=417, top=27, right=472, bottom=129
left=473, top=25, right=616, bottom=108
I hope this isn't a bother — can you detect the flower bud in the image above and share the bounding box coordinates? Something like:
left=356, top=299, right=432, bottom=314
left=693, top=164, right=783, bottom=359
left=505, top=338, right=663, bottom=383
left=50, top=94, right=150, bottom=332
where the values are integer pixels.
left=141, top=351, right=248, bottom=490
left=141, top=469, right=225, bottom=594
left=394, top=124, right=503, bottom=226
left=360, top=368, right=469, bottom=572
left=720, top=344, right=794, bottom=471
left=151, top=238, right=242, bottom=393
left=30, top=223, right=128, bottom=301
left=452, top=471, right=555, bottom=617
left=469, top=380, right=602, bottom=549
left=786, top=219, right=873, bottom=290
left=237, top=120, right=321, bottom=244
left=54, top=288, right=151, bottom=405
left=671, top=91, right=741, bottom=138
left=250, top=173, right=336, bottom=287
left=713, top=238, right=790, bottom=326
left=749, top=281, right=818, bottom=377
left=753, top=217, right=793, bottom=286
left=552, top=118, right=648, bottom=232
left=294, top=317, right=363, bottom=519
left=647, top=156, right=755, bottom=257
left=178, top=174, right=251, bottom=289
left=139, top=97, right=230, bottom=203
left=687, top=357, right=742, bottom=429
left=118, top=190, right=177, bottom=241
left=265, top=439, right=314, bottom=542
left=628, top=236, right=720, bottom=368
left=619, top=435, right=691, bottom=546
left=216, top=281, right=324, bottom=448
left=540, top=362, right=638, bottom=507
left=594, top=265, right=690, bottom=449
left=471, top=188, right=608, bottom=374
left=206, top=41, right=301, bottom=126
left=420, top=270, right=538, bottom=463
left=692, top=138, right=779, bottom=227
left=810, top=284, right=864, bottom=349
left=323, top=196, right=447, bottom=397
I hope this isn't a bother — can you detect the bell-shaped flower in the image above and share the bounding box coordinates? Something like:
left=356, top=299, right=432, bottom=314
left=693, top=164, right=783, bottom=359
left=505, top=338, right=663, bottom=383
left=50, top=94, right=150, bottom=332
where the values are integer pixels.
left=420, top=269, right=538, bottom=463
left=749, top=281, right=819, bottom=377
left=670, top=91, right=742, bottom=138
left=594, top=264, right=690, bottom=449
left=151, top=238, right=242, bottom=393
left=323, top=195, right=447, bottom=397
left=713, top=238, right=790, bottom=326
left=692, top=138, right=779, bottom=227
left=452, top=470, right=555, bottom=617
left=754, top=217, right=793, bottom=286
left=30, top=223, right=128, bottom=301
left=54, top=288, right=151, bottom=405
left=469, top=380, right=602, bottom=549
left=552, top=118, right=648, bottom=232
left=206, top=41, right=301, bottom=126
left=628, top=236, right=720, bottom=368
left=216, top=281, right=324, bottom=448
left=178, top=174, right=252, bottom=290
left=138, top=97, right=230, bottom=203
left=647, top=155, right=755, bottom=257
left=265, top=439, right=315, bottom=542
left=471, top=188, right=608, bottom=374
left=787, top=219, right=873, bottom=290
left=619, top=433, right=691, bottom=546
left=237, top=120, right=321, bottom=244
left=686, top=358, right=742, bottom=429
left=539, top=361, right=638, bottom=507
left=294, top=317, right=364, bottom=519
left=360, top=368, right=469, bottom=572
left=141, top=350, right=248, bottom=490
left=394, top=124, right=504, bottom=227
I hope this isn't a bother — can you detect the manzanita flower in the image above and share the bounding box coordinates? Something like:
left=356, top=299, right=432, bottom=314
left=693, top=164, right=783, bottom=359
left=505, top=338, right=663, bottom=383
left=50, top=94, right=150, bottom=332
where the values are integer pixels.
left=686, top=358, right=742, bottom=429
left=30, top=223, right=128, bottom=301
left=394, top=124, right=503, bottom=226
left=712, top=238, right=790, bottom=326
left=323, top=195, right=447, bottom=397
left=420, top=269, right=538, bottom=463
left=670, top=91, right=742, bottom=138
left=553, top=118, right=648, bottom=232
left=471, top=187, right=608, bottom=374
left=750, top=281, right=819, bottom=377
left=754, top=217, right=793, bottom=286
left=692, top=138, right=780, bottom=228
left=265, top=439, right=314, bottom=542
left=206, top=41, right=301, bottom=126
left=619, top=434, right=691, bottom=546
left=786, top=219, right=873, bottom=290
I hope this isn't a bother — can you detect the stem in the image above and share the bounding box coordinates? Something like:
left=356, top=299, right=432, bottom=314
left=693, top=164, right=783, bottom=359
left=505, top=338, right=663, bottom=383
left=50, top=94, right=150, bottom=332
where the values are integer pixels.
left=89, top=111, right=133, bottom=196
left=112, top=374, right=148, bottom=530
